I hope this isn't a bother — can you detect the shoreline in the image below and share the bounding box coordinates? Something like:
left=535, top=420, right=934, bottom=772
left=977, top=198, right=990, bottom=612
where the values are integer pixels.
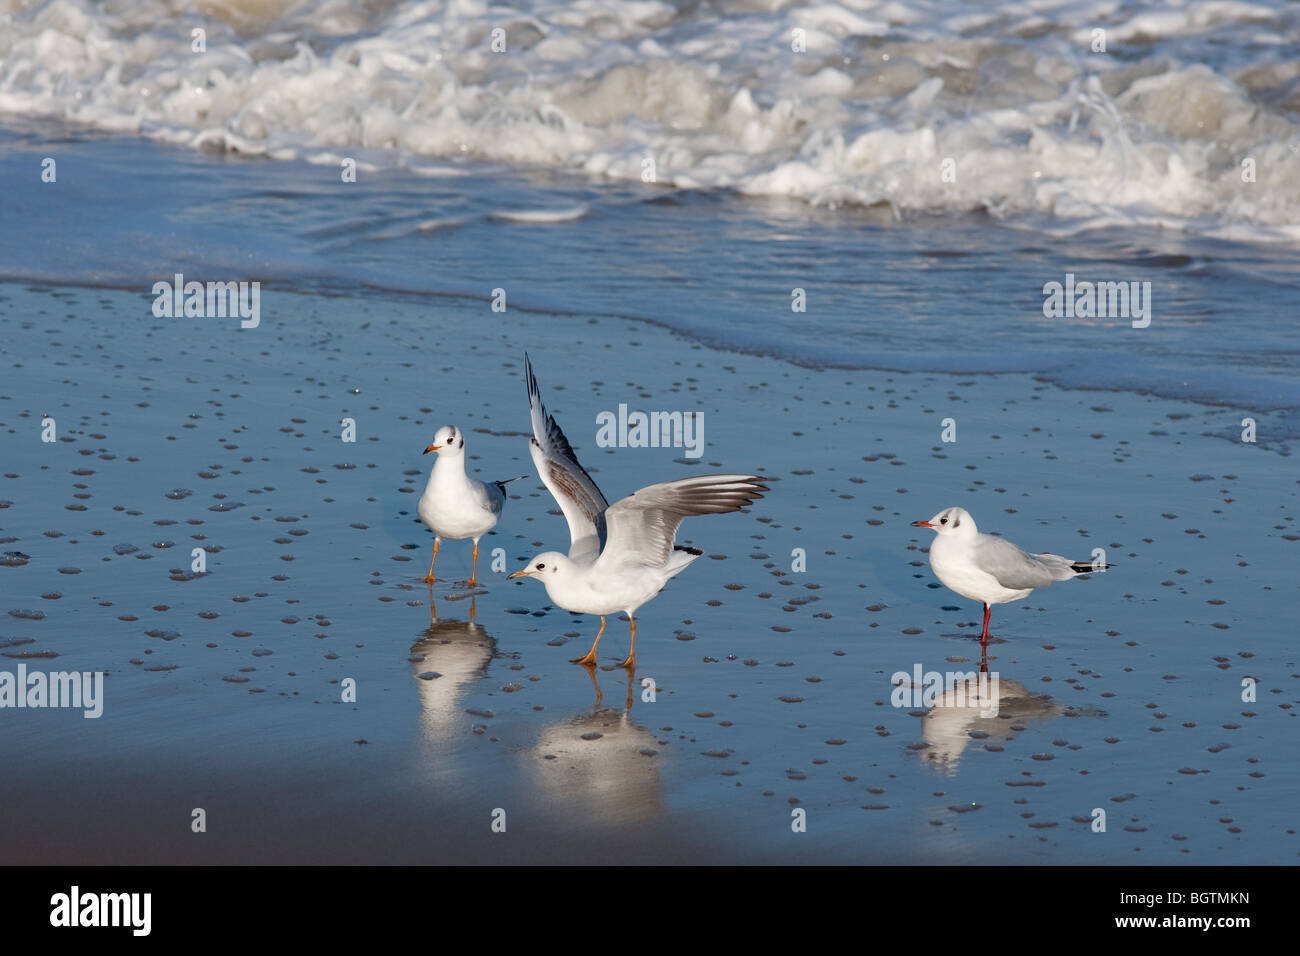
left=4, top=274, right=1294, bottom=451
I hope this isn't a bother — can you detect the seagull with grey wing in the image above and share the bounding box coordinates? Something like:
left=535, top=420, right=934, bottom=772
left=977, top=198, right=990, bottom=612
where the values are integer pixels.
left=508, top=355, right=767, bottom=670
left=911, top=506, right=1109, bottom=645
left=417, top=424, right=526, bottom=587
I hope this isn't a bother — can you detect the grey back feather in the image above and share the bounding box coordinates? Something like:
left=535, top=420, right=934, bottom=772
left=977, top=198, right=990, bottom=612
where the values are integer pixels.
left=974, top=535, right=1078, bottom=590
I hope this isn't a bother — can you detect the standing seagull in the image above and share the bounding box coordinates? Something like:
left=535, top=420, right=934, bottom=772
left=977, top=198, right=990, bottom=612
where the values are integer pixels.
left=911, top=506, right=1108, bottom=645
left=418, top=424, right=524, bottom=587
left=508, top=355, right=766, bottom=670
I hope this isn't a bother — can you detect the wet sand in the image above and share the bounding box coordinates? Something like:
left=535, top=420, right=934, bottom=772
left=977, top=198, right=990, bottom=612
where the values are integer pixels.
left=0, top=281, right=1295, bottom=864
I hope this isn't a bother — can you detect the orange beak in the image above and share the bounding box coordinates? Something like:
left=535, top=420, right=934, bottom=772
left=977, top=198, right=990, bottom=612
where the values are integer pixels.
left=507, top=569, right=531, bottom=579
left=911, top=520, right=934, bottom=528
left=423, top=444, right=442, bottom=454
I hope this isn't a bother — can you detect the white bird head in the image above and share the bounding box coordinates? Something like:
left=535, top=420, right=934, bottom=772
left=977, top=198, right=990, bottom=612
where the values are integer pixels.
left=911, top=506, right=976, bottom=536
left=507, top=552, right=572, bottom=588
left=423, top=424, right=465, bottom=458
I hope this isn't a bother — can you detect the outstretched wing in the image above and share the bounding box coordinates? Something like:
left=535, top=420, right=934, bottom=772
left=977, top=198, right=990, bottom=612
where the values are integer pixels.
left=974, top=535, right=1077, bottom=590
left=525, top=354, right=609, bottom=560
left=599, top=475, right=767, bottom=570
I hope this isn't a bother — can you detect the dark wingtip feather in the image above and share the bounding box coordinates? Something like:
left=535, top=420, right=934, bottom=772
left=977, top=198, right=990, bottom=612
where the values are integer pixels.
left=524, top=352, right=539, bottom=402
left=523, top=354, right=609, bottom=510
left=525, top=354, right=579, bottom=462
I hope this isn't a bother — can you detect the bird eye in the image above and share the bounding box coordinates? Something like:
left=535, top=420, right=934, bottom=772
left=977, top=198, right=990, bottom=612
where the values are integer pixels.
left=536, top=563, right=545, bottom=570
left=940, top=517, right=948, bottom=524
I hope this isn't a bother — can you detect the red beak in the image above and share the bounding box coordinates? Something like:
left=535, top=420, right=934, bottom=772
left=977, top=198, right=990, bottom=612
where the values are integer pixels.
left=911, top=520, right=934, bottom=528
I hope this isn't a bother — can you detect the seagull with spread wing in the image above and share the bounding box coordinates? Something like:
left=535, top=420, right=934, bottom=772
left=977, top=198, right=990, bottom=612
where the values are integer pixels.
left=508, top=355, right=767, bottom=670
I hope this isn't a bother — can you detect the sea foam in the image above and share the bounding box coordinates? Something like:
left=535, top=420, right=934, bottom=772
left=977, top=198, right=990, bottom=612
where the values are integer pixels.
left=2, top=0, right=1298, bottom=239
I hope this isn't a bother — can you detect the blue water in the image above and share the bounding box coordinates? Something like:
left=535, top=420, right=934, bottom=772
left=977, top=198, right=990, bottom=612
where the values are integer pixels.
left=2, top=106, right=1297, bottom=863
left=2, top=119, right=1297, bottom=441
left=2, top=0, right=1298, bottom=867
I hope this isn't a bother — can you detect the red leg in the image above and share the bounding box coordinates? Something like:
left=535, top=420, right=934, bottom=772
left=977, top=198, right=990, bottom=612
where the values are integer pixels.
left=980, top=603, right=991, bottom=645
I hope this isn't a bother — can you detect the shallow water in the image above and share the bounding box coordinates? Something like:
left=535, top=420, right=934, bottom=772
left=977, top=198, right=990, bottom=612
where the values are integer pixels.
left=0, top=276, right=1294, bottom=863
left=2, top=121, right=1297, bottom=436
left=0, top=1, right=1296, bottom=861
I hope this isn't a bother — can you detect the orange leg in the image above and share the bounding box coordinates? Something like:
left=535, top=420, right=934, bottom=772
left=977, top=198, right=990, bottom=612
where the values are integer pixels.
left=468, top=541, right=479, bottom=587
left=617, top=617, right=636, bottom=671
left=571, top=616, right=606, bottom=666
left=422, top=538, right=440, bottom=584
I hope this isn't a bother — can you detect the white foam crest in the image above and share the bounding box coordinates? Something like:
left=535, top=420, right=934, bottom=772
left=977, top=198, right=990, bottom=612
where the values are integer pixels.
left=488, top=205, right=588, bottom=222
left=2, top=0, right=1298, bottom=239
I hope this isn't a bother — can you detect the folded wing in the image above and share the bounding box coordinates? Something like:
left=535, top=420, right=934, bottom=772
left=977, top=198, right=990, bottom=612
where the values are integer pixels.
left=974, top=535, right=1078, bottom=590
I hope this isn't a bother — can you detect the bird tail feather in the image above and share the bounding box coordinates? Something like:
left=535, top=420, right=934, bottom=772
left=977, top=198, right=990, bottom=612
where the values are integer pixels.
left=1070, top=560, right=1111, bottom=574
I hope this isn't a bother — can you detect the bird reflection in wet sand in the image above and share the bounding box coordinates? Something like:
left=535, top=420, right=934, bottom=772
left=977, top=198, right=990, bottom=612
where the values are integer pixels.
left=526, top=669, right=665, bottom=826
left=409, top=595, right=497, bottom=742
left=912, top=648, right=1064, bottom=773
